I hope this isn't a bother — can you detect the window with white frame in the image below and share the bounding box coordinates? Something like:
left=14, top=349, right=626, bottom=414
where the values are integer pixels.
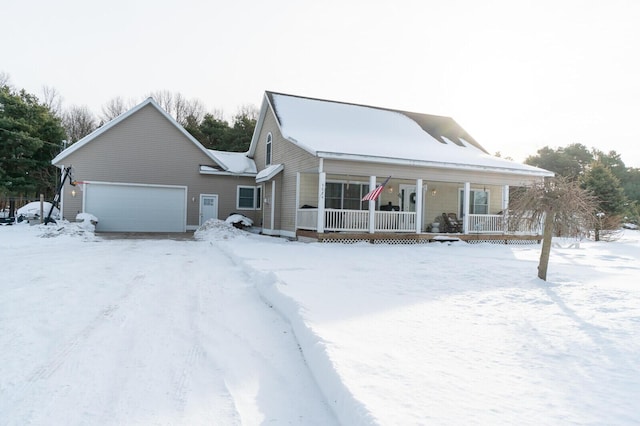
left=325, top=182, right=370, bottom=209
left=265, top=133, right=272, bottom=166
left=237, top=186, right=262, bottom=209
left=459, top=188, right=489, bottom=215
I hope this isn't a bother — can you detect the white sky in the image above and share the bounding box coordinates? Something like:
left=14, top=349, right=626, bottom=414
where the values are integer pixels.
left=4, top=0, right=640, bottom=167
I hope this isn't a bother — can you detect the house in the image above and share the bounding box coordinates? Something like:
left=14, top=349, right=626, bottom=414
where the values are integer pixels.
left=247, top=91, right=553, bottom=242
left=51, top=98, right=260, bottom=232
left=51, top=91, right=553, bottom=240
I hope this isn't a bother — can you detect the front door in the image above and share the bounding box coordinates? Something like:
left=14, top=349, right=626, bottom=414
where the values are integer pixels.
left=399, top=184, right=417, bottom=212
left=199, top=194, right=218, bottom=225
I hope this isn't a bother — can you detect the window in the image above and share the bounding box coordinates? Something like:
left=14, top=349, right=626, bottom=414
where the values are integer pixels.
left=265, top=133, right=272, bottom=166
left=459, top=189, right=489, bottom=215
left=237, top=186, right=261, bottom=209
left=325, top=182, right=370, bottom=209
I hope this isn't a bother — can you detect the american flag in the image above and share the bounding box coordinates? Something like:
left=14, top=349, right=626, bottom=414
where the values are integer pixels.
left=361, top=176, right=391, bottom=202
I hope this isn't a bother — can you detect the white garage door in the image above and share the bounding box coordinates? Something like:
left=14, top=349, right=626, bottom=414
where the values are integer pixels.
left=84, top=182, right=187, bottom=232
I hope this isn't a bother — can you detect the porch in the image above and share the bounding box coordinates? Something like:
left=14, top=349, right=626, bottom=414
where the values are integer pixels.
left=292, top=171, right=542, bottom=243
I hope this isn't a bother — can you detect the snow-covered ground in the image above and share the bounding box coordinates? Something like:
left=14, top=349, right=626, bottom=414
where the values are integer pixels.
left=2, top=221, right=639, bottom=425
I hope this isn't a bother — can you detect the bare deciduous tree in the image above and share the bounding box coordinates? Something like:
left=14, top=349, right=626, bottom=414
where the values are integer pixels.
left=0, top=71, right=11, bottom=87
left=63, top=105, right=97, bottom=143
left=101, top=96, right=135, bottom=122
left=145, top=90, right=205, bottom=126
left=41, top=85, right=63, bottom=117
left=508, top=176, right=598, bottom=281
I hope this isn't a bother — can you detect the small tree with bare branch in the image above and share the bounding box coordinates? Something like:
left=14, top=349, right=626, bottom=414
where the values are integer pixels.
left=508, top=176, right=598, bottom=281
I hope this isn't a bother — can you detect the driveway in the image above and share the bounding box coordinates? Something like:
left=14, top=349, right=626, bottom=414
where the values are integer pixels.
left=0, top=231, right=336, bottom=425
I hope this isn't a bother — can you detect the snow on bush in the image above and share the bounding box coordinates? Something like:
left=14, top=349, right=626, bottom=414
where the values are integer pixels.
left=194, top=219, right=250, bottom=241
left=76, top=212, right=99, bottom=232
left=225, top=214, right=254, bottom=228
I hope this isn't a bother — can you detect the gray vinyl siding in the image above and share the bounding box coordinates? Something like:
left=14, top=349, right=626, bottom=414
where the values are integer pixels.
left=55, top=104, right=258, bottom=227
left=254, top=108, right=319, bottom=234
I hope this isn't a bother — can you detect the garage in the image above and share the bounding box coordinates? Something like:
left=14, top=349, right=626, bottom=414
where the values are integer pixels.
left=83, top=182, right=187, bottom=232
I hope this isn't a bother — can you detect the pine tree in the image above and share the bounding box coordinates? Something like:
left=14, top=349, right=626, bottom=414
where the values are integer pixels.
left=0, top=85, right=66, bottom=198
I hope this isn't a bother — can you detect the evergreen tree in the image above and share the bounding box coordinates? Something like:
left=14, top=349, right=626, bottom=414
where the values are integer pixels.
left=0, top=85, right=66, bottom=198
left=581, top=161, right=627, bottom=216
left=525, top=143, right=593, bottom=179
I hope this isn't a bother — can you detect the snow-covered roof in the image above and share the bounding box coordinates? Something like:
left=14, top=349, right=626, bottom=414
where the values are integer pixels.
left=51, top=98, right=257, bottom=176
left=258, top=92, right=552, bottom=177
left=207, top=150, right=256, bottom=174
left=256, top=164, right=284, bottom=183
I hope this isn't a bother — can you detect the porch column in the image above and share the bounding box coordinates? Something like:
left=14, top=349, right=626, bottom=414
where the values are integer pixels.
left=295, top=172, right=300, bottom=230
left=368, top=175, right=376, bottom=233
left=317, top=172, right=326, bottom=233
left=415, top=179, right=423, bottom=233
left=270, top=181, right=276, bottom=230
left=502, top=185, right=510, bottom=211
left=502, top=185, right=510, bottom=233
left=462, top=182, right=471, bottom=234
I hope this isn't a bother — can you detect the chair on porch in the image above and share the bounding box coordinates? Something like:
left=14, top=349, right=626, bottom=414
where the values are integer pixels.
left=442, top=213, right=462, bottom=233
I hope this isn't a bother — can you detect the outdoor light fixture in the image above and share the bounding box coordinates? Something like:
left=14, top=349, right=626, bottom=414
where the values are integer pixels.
left=71, top=190, right=76, bottom=197
left=431, top=188, right=437, bottom=196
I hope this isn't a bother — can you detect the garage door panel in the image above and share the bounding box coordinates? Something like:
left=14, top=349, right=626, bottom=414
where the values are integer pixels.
left=84, top=183, right=186, bottom=232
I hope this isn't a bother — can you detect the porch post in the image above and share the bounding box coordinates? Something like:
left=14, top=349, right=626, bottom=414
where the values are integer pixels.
left=415, top=179, right=423, bottom=233
left=502, top=184, right=510, bottom=233
left=295, top=172, right=300, bottom=230
left=502, top=185, right=510, bottom=211
left=317, top=172, right=326, bottom=233
left=368, top=175, right=376, bottom=233
left=463, top=182, right=471, bottom=234
left=270, top=180, right=276, bottom=230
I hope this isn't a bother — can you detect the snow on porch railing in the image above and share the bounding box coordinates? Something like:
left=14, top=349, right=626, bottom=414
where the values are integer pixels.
left=375, top=211, right=416, bottom=232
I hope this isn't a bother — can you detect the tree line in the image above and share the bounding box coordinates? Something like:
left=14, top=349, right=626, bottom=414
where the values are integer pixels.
left=523, top=143, right=639, bottom=226
left=1, top=74, right=257, bottom=201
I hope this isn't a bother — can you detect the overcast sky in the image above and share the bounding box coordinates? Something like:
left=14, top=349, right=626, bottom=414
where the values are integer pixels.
left=4, top=0, right=639, bottom=167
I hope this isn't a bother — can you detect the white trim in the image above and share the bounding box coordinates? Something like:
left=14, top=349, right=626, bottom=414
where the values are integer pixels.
left=317, top=172, right=326, bottom=233
left=270, top=181, right=276, bottom=230
left=415, top=179, right=423, bottom=233
left=236, top=185, right=261, bottom=210
left=462, top=183, right=471, bottom=234
left=502, top=185, right=510, bottom=212
left=368, top=175, right=376, bottom=234
left=199, top=166, right=256, bottom=177
left=256, top=163, right=284, bottom=183
left=295, top=172, right=300, bottom=231
left=266, top=132, right=273, bottom=166
left=316, top=151, right=554, bottom=177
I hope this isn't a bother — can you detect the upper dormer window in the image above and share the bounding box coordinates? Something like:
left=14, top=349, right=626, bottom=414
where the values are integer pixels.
left=266, top=133, right=272, bottom=166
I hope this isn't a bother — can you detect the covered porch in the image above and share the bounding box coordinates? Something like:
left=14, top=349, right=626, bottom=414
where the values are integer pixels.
left=294, top=172, right=542, bottom=238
